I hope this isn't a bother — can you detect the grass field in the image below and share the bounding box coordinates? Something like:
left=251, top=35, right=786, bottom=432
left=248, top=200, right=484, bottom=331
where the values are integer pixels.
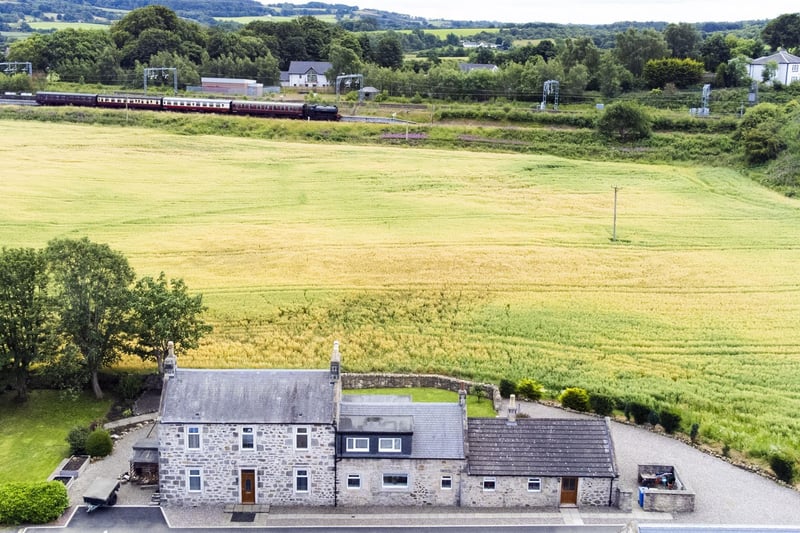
left=25, top=21, right=109, bottom=30
left=2, top=119, right=800, bottom=463
left=0, top=391, right=111, bottom=483
left=344, top=388, right=497, bottom=418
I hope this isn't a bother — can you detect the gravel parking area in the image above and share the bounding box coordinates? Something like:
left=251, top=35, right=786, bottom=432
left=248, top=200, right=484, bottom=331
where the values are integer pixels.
left=66, top=422, right=159, bottom=508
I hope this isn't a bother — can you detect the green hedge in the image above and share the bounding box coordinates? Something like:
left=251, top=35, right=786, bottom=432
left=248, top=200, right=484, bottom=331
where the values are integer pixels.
left=0, top=481, right=69, bottom=525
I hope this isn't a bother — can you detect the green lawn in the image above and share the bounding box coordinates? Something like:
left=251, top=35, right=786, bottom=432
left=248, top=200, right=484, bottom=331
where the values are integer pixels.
left=1, top=119, right=799, bottom=462
left=344, top=388, right=497, bottom=418
left=0, top=391, right=111, bottom=483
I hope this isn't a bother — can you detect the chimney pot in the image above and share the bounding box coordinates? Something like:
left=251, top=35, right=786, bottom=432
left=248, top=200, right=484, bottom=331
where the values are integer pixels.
left=507, top=394, right=517, bottom=425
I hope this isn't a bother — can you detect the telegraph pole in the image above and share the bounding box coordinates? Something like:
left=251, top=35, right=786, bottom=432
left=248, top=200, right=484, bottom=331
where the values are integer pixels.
left=612, top=185, right=620, bottom=242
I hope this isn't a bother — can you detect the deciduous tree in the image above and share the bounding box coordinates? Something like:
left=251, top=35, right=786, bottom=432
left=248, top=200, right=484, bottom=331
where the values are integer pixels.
left=0, top=248, right=52, bottom=402
left=46, top=238, right=135, bottom=399
left=132, top=272, right=211, bottom=374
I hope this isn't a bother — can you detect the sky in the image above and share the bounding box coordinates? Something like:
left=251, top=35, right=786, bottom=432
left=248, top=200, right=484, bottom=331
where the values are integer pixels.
left=355, top=0, right=796, bottom=25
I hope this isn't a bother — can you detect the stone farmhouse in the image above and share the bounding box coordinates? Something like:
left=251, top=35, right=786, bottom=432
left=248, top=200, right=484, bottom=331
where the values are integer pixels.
left=157, top=342, right=619, bottom=508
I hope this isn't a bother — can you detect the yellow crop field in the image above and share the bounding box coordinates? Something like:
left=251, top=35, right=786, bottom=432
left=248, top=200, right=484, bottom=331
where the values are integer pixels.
left=2, top=119, right=799, bottom=459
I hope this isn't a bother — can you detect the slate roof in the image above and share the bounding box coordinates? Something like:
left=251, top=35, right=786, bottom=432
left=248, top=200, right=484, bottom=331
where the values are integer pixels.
left=130, top=439, right=159, bottom=464
left=160, top=369, right=335, bottom=425
left=750, top=51, right=800, bottom=65
left=287, top=61, right=333, bottom=75
left=340, top=398, right=465, bottom=459
left=467, top=418, right=617, bottom=478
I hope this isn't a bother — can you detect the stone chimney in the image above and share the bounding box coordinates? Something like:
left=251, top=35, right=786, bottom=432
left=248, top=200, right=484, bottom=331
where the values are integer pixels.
left=458, top=382, right=467, bottom=406
left=163, top=340, right=177, bottom=379
left=330, top=340, right=341, bottom=383
left=331, top=341, right=342, bottom=427
left=507, top=394, right=517, bottom=425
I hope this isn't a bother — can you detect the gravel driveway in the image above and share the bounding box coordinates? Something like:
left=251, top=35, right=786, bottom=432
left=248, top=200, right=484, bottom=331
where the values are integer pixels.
left=514, top=401, right=800, bottom=526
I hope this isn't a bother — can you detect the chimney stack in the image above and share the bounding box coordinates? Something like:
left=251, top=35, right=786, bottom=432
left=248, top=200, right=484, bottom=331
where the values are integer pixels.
left=458, top=382, right=467, bottom=406
left=330, top=340, right=341, bottom=382
left=507, top=394, right=517, bottom=425
left=163, top=340, right=177, bottom=378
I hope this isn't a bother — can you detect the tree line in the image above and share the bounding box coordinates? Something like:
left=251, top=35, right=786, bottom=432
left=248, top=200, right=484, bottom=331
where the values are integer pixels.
left=1, top=7, right=798, bottom=100
left=0, top=237, right=211, bottom=402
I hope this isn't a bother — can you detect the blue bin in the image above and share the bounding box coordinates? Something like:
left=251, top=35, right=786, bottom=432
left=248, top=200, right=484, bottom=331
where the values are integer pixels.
left=638, top=486, right=645, bottom=507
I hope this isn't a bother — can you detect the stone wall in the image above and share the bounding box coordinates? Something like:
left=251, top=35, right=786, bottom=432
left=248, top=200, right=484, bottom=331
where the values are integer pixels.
left=640, top=487, right=695, bottom=512
left=579, top=476, right=614, bottom=506
left=159, top=422, right=336, bottom=506
left=461, top=476, right=560, bottom=507
left=337, top=458, right=463, bottom=506
left=343, top=373, right=501, bottom=411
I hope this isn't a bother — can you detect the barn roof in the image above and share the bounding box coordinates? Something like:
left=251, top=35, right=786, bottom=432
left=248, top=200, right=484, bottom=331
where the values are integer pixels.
left=467, top=418, right=617, bottom=478
left=160, top=369, right=335, bottom=424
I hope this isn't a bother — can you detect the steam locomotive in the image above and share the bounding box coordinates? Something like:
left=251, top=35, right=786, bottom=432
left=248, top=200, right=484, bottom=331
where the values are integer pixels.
left=34, top=91, right=341, bottom=121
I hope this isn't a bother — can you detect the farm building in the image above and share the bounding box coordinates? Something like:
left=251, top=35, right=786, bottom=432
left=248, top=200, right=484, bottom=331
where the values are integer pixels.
left=200, top=78, right=264, bottom=97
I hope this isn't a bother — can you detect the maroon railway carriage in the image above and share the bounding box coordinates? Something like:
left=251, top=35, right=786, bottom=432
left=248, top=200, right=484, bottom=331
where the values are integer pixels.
left=161, top=96, right=231, bottom=113
left=230, top=100, right=306, bottom=119
left=35, top=91, right=97, bottom=106
left=97, top=94, right=162, bottom=110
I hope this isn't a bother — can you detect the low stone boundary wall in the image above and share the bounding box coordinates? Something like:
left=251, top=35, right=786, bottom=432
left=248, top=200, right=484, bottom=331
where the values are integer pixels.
left=342, top=372, right=501, bottom=411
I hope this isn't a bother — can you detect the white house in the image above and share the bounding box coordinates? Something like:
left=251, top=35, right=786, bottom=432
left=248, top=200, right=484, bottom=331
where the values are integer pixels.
left=748, top=50, right=800, bottom=85
left=283, top=61, right=333, bottom=88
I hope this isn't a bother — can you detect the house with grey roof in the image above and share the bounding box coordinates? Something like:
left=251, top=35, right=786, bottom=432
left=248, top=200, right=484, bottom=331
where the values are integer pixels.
left=157, top=343, right=619, bottom=509
left=464, top=398, right=619, bottom=507
left=157, top=344, right=341, bottom=506
left=748, top=50, right=800, bottom=85
left=284, top=61, right=334, bottom=88
left=335, top=394, right=466, bottom=506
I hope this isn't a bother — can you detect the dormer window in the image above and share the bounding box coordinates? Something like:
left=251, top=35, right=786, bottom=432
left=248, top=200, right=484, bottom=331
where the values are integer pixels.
left=345, top=437, right=369, bottom=452
left=378, top=437, right=402, bottom=453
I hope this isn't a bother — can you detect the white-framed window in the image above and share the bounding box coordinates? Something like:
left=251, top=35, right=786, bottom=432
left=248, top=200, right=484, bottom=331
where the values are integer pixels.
left=294, top=467, right=309, bottom=493
left=792, top=64, right=799, bottom=72
left=187, top=468, right=202, bottom=492
left=345, top=437, right=369, bottom=452
left=295, top=427, right=309, bottom=450
left=186, top=426, right=201, bottom=450
left=347, top=474, right=361, bottom=489
left=382, top=473, right=408, bottom=489
left=441, top=476, right=452, bottom=490
left=241, top=426, right=254, bottom=450
left=528, top=478, right=542, bottom=492
left=378, top=437, right=402, bottom=453
left=482, top=477, right=496, bottom=491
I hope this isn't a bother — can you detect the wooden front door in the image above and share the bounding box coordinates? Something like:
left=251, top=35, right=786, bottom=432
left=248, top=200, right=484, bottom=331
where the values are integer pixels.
left=241, top=470, right=256, bottom=504
left=560, top=477, right=578, bottom=505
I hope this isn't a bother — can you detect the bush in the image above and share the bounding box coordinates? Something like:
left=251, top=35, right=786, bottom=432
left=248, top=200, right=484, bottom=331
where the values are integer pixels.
left=66, top=426, right=91, bottom=456
left=659, top=409, right=682, bottom=434
left=116, top=374, right=143, bottom=402
left=498, top=378, right=516, bottom=399
left=0, top=481, right=69, bottom=525
left=515, top=378, right=543, bottom=401
left=597, top=101, right=652, bottom=142
left=85, top=429, right=113, bottom=458
left=769, top=453, right=797, bottom=484
left=690, top=422, right=700, bottom=443
left=589, top=393, right=615, bottom=416
left=559, top=387, right=590, bottom=412
left=628, top=401, right=652, bottom=425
